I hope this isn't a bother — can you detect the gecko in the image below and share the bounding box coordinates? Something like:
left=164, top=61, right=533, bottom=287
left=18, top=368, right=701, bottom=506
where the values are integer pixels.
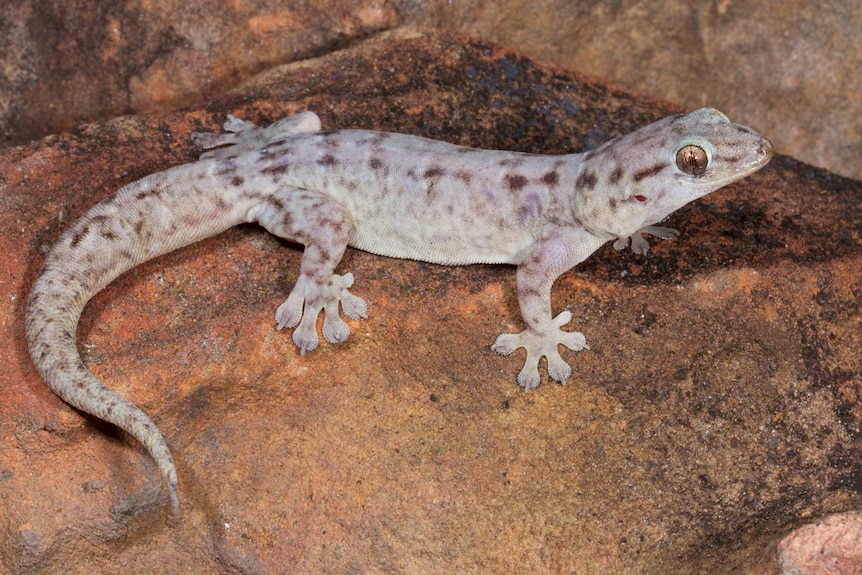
left=25, top=108, right=773, bottom=514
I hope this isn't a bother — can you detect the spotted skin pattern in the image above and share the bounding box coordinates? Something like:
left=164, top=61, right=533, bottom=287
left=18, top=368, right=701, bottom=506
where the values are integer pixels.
left=25, top=108, right=773, bottom=513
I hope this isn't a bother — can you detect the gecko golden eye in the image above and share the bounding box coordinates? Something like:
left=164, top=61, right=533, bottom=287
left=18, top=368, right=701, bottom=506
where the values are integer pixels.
left=676, top=144, right=708, bottom=175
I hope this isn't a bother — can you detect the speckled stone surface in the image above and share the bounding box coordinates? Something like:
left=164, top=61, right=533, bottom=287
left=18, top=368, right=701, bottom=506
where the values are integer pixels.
left=1, top=29, right=859, bottom=574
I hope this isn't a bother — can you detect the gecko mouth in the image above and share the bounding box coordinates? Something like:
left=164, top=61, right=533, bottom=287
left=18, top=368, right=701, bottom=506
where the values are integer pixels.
left=760, top=137, right=774, bottom=158
left=731, top=135, right=773, bottom=177
left=749, top=137, right=774, bottom=172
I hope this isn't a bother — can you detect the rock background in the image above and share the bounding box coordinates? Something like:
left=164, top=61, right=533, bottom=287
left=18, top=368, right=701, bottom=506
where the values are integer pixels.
left=1, top=1, right=860, bottom=180
left=1, top=28, right=860, bottom=574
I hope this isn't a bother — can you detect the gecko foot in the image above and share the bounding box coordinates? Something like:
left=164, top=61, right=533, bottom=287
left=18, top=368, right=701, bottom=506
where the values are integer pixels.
left=192, top=112, right=322, bottom=160
left=612, top=225, right=680, bottom=255
left=491, top=311, right=589, bottom=390
left=275, top=272, right=368, bottom=354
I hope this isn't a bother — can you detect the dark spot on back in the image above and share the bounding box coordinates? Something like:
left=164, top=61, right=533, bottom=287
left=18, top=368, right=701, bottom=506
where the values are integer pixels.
left=231, top=176, right=245, bottom=187
left=505, top=173, right=528, bottom=191
left=317, top=154, right=337, bottom=167
left=424, top=166, right=446, bottom=178
left=240, top=190, right=265, bottom=200
left=454, top=170, right=472, bottom=184
left=369, top=157, right=383, bottom=170
left=576, top=170, right=598, bottom=191
left=134, top=186, right=164, bottom=201
left=267, top=197, right=285, bottom=211
left=541, top=171, right=559, bottom=186
left=69, top=226, right=89, bottom=248
left=261, top=163, right=290, bottom=175
left=318, top=134, right=341, bottom=149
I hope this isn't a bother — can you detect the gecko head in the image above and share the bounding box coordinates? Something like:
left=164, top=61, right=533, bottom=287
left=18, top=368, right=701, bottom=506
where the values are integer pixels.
left=575, top=108, right=773, bottom=239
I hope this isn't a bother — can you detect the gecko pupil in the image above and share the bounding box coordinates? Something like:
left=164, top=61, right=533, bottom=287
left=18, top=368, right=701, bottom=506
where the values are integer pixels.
left=676, top=145, right=708, bottom=175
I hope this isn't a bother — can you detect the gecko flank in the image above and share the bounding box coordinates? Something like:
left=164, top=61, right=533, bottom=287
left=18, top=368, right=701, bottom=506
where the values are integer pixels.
left=25, top=108, right=773, bottom=513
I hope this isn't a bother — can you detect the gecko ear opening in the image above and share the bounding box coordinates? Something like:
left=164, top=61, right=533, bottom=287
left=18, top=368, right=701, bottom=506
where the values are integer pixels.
left=676, top=144, right=708, bottom=175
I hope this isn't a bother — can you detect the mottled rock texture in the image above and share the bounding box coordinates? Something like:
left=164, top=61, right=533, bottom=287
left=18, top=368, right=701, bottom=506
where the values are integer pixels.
left=1, top=1, right=859, bottom=182
left=1, top=28, right=860, bottom=575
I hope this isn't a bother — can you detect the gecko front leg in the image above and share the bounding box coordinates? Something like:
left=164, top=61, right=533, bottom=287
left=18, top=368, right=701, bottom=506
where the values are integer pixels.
left=612, top=225, right=680, bottom=255
left=492, top=227, right=606, bottom=390
left=248, top=190, right=368, bottom=354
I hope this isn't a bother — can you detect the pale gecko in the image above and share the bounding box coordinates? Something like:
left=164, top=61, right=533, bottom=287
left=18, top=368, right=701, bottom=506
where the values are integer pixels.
left=25, top=108, right=773, bottom=513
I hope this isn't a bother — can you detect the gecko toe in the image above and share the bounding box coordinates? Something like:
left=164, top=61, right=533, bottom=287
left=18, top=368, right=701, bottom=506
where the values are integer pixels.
left=491, top=333, right=521, bottom=356
left=322, top=304, right=350, bottom=344
left=546, top=350, right=573, bottom=384
left=275, top=303, right=302, bottom=330
left=341, top=293, right=368, bottom=319
left=292, top=314, right=320, bottom=354
left=517, top=363, right=542, bottom=391
left=559, top=330, right=588, bottom=352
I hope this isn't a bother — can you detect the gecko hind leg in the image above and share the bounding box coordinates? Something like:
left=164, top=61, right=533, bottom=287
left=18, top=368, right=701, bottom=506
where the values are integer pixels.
left=191, top=112, right=322, bottom=160
left=249, top=190, right=367, bottom=354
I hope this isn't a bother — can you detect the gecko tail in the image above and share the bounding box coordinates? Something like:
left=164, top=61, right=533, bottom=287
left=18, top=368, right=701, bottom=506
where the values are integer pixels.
left=24, top=204, right=185, bottom=514
left=23, top=157, right=252, bottom=515
left=25, top=292, right=180, bottom=514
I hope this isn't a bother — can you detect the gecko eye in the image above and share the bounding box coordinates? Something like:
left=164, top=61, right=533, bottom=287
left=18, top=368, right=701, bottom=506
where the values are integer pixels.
left=630, top=195, right=647, bottom=202
left=676, top=144, right=708, bottom=175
